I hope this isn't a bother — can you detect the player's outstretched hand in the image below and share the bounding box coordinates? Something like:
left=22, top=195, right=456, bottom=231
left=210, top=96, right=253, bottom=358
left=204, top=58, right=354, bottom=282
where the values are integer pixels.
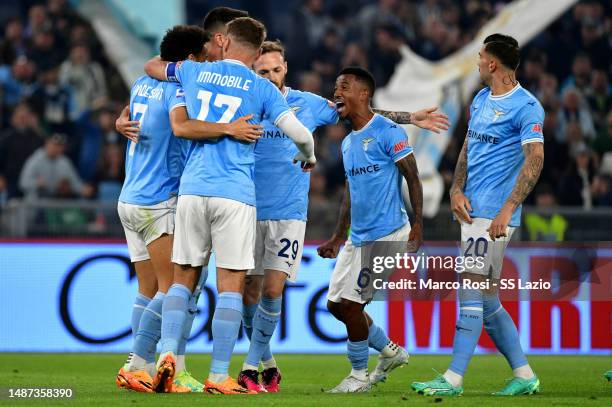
left=317, top=236, right=344, bottom=259
left=451, top=191, right=473, bottom=224
left=293, top=152, right=316, bottom=172
left=116, top=106, right=140, bottom=143
left=407, top=222, right=423, bottom=253
left=411, top=107, right=450, bottom=134
left=487, top=207, right=512, bottom=241
left=227, top=114, right=263, bottom=142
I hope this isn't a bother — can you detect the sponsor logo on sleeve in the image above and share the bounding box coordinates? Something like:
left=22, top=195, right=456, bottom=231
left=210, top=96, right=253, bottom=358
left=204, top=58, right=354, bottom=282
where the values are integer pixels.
left=394, top=140, right=409, bottom=153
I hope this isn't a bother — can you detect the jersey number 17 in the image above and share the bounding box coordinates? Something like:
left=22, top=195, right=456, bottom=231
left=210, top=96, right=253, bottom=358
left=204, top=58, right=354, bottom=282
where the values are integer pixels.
left=196, top=90, right=242, bottom=123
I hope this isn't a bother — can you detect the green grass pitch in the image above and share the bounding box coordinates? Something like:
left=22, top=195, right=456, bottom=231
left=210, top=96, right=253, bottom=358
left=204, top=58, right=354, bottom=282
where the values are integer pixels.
left=0, top=353, right=610, bottom=406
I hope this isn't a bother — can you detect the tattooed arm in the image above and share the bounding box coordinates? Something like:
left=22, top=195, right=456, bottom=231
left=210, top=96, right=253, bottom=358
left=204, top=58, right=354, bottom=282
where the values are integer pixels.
left=396, top=153, right=423, bottom=252
left=373, top=106, right=450, bottom=133
left=450, top=136, right=473, bottom=224
left=487, top=142, right=544, bottom=240
left=317, top=183, right=350, bottom=259
left=373, top=109, right=413, bottom=124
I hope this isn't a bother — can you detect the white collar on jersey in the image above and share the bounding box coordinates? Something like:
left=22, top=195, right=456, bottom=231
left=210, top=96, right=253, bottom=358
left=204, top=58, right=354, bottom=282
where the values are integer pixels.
left=224, top=59, right=247, bottom=67
left=352, top=113, right=378, bottom=133
left=489, top=82, right=522, bottom=100
left=282, top=86, right=291, bottom=97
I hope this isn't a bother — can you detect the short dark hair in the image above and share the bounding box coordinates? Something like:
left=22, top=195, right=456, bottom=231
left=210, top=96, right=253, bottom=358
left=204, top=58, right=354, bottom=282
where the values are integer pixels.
left=160, top=25, right=208, bottom=62
left=226, top=17, right=266, bottom=50
left=484, top=33, right=520, bottom=71
left=260, top=40, right=285, bottom=58
left=202, top=7, right=249, bottom=34
left=338, top=66, right=376, bottom=97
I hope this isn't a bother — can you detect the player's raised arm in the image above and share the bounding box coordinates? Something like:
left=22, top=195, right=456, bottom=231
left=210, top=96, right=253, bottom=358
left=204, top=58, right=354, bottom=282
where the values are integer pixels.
left=144, top=56, right=172, bottom=82
left=396, top=154, right=424, bottom=252
left=276, top=112, right=316, bottom=169
left=450, top=137, right=473, bottom=224
left=317, top=182, right=350, bottom=259
left=487, top=142, right=544, bottom=240
left=170, top=107, right=262, bottom=142
left=373, top=107, right=450, bottom=133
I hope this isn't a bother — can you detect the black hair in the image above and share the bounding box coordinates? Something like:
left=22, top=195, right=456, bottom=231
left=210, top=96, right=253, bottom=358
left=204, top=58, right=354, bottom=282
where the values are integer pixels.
left=338, top=66, right=376, bottom=97
left=160, top=25, right=208, bottom=62
left=202, top=7, right=249, bottom=33
left=484, top=33, right=520, bottom=71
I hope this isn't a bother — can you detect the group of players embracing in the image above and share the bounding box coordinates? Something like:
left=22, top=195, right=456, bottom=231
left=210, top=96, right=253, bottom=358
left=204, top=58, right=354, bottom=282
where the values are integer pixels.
left=114, top=5, right=545, bottom=398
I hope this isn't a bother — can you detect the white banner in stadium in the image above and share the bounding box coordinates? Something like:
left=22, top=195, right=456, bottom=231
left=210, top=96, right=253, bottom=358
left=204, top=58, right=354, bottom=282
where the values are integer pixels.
left=376, top=0, right=578, bottom=217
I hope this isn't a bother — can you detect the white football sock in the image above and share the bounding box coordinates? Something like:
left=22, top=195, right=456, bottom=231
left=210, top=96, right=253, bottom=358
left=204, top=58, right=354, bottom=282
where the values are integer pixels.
left=513, top=364, right=535, bottom=379
left=242, top=362, right=259, bottom=372
left=208, top=373, right=229, bottom=383
left=351, top=368, right=368, bottom=381
left=443, top=369, right=463, bottom=387
left=262, top=357, right=277, bottom=370
left=145, top=363, right=156, bottom=377
left=175, top=355, right=186, bottom=373
left=127, top=353, right=147, bottom=372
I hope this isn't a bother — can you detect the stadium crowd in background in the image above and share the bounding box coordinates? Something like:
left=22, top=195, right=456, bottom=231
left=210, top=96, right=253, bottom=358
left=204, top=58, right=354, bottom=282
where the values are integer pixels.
left=0, top=0, right=610, bottom=237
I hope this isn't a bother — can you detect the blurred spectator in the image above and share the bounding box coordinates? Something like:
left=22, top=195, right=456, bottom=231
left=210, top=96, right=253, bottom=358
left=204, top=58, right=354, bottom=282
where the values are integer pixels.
left=536, top=73, right=559, bottom=108
left=0, top=17, right=26, bottom=63
left=592, top=111, right=612, bottom=157
left=286, top=0, right=332, bottom=75
left=312, top=28, right=343, bottom=88
left=79, top=107, right=122, bottom=182
left=556, top=87, right=596, bottom=142
left=341, top=43, right=369, bottom=71
left=297, top=71, right=323, bottom=96
left=0, top=103, right=44, bottom=198
left=557, top=144, right=597, bottom=208
left=521, top=51, right=547, bottom=93
left=29, top=64, right=76, bottom=136
left=352, top=0, right=404, bottom=49
left=27, top=28, right=65, bottom=71
left=524, top=183, right=568, bottom=241
left=578, top=14, right=610, bottom=71
left=560, top=53, right=592, bottom=94
left=369, top=24, right=405, bottom=87
left=306, top=168, right=340, bottom=240
left=95, top=142, right=125, bottom=201
left=0, top=57, right=38, bottom=111
left=586, top=70, right=611, bottom=132
left=19, top=133, right=93, bottom=200
left=59, top=44, right=107, bottom=118
left=592, top=173, right=612, bottom=207
left=539, top=105, right=569, bottom=186
left=47, top=0, right=81, bottom=41
left=320, top=124, right=346, bottom=193
left=25, top=4, right=51, bottom=38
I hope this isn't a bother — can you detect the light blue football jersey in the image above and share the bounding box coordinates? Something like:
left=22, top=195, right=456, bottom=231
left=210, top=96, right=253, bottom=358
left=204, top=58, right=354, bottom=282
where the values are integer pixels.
left=464, top=84, right=545, bottom=226
left=168, top=59, right=291, bottom=206
left=255, top=87, right=338, bottom=221
left=342, top=114, right=412, bottom=246
left=119, top=75, right=189, bottom=205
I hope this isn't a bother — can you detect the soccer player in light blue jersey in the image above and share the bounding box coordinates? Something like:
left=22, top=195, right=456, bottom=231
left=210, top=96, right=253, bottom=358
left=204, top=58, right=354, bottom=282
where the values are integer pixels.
left=412, top=34, right=544, bottom=397
left=115, top=25, right=262, bottom=394
left=143, top=17, right=316, bottom=395
left=317, top=67, right=424, bottom=393
left=239, top=40, right=450, bottom=393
